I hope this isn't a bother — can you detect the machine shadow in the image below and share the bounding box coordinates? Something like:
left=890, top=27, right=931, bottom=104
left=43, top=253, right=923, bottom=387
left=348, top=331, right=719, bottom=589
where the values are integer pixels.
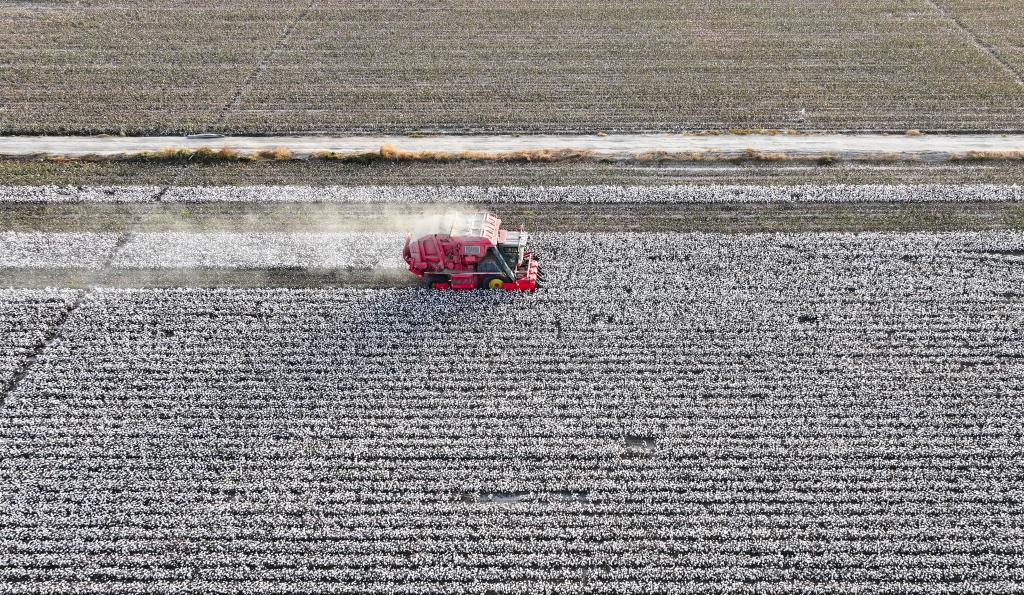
left=310, top=286, right=536, bottom=375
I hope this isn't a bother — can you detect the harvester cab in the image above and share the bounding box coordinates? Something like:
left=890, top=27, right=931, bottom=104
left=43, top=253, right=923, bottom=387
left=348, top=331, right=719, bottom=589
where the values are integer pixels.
left=403, top=211, right=544, bottom=291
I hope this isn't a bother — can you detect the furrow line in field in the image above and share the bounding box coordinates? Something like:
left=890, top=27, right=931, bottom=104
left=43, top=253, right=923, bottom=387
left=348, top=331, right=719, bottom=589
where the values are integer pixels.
left=923, top=0, right=1024, bottom=88
left=0, top=290, right=85, bottom=405
left=216, top=0, right=317, bottom=125
left=0, top=189, right=153, bottom=400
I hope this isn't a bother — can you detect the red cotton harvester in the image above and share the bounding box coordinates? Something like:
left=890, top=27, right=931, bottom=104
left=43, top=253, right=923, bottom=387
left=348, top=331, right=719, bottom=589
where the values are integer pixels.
left=403, top=211, right=544, bottom=291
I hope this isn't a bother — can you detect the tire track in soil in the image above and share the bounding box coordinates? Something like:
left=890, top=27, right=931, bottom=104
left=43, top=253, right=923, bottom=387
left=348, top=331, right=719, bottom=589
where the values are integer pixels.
left=0, top=289, right=86, bottom=404
left=215, top=0, right=316, bottom=126
left=0, top=219, right=138, bottom=403
left=923, top=0, right=1024, bottom=88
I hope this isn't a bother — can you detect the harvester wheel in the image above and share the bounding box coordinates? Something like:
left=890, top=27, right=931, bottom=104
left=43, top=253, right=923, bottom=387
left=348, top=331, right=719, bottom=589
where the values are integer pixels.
left=483, top=276, right=505, bottom=290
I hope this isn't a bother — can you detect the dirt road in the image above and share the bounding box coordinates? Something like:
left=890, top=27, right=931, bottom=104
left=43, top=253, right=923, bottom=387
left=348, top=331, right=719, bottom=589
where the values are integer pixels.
left=2, top=133, right=1022, bottom=161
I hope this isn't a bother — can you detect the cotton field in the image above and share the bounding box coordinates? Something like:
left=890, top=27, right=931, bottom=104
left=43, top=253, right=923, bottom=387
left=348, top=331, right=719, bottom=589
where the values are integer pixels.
left=7, top=1, right=1024, bottom=592
left=0, top=230, right=1021, bottom=282
left=3, top=184, right=1024, bottom=204
left=1, top=231, right=1022, bottom=593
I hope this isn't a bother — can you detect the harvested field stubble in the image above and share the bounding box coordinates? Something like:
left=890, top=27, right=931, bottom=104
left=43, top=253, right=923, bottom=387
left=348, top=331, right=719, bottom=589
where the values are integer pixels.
left=0, top=232, right=1023, bottom=591
left=0, top=1, right=309, bottom=135
left=3, top=1, right=1024, bottom=134
left=935, top=0, right=1024, bottom=78
left=184, top=0, right=1024, bottom=132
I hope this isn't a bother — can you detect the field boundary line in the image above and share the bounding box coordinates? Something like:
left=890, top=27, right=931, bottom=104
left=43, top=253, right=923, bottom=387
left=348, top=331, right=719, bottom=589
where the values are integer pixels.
left=924, top=0, right=1024, bottom=88
left=216, top=0, right=317, bottom=125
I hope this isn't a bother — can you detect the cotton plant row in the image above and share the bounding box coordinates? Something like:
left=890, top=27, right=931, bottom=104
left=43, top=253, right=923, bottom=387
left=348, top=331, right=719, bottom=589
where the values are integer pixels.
left=3, top=184, right=1024, bottom=204
left=0, top=232, right=120, bottom=269
left=1, top=556, right=1019, bottom=594
left=158, top=184, right=1024, bottom=205
left=0, top=232, right=407, bottom=270
left=545, top=230, right=1024, bottom=300
left=0, top=186, right=161, bottom=203
left=0, top=232, right=1022, bottom=593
